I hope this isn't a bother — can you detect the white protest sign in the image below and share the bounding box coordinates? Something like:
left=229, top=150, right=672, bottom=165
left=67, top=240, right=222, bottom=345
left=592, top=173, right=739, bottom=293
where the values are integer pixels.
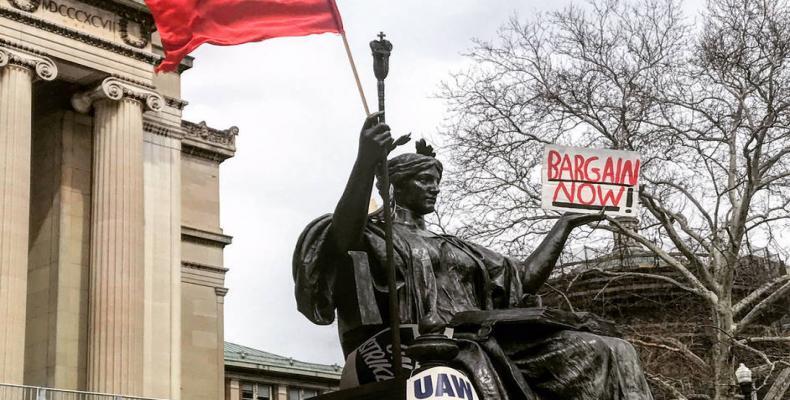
left=407, top=366, right=478, bottom=400
left=542, top=144, right=641, bottom=217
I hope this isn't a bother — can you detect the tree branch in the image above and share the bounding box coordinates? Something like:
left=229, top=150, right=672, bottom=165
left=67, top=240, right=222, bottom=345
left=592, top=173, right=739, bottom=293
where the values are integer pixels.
left=600, top=218, right=717, bottom=302
left=630, top=337, right=709, bottom=370
left=733, top=274, right=790, bottom=315
left=736, top=279, right=790, bottom=332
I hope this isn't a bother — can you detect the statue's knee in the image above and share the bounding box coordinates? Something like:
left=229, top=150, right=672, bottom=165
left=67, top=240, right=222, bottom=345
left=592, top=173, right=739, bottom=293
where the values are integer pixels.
left=555, top=331, right=611, bottom=358
left=585, top=335, right=613, bottom=358
left=609, top=337, right=640, bottom=358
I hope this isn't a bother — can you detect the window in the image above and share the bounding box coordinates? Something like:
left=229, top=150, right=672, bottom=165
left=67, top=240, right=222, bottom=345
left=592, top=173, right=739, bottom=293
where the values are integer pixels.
left=242, top=384, right=254, bottom=400
left=288, top=387, right=320, bottom=400
left=256, top=384, right=272, bottom=400
left=241, top=383, right=271, bottom=400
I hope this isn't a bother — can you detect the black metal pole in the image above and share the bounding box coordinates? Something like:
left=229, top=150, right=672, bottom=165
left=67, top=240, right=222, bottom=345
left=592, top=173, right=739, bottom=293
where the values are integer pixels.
left=370, top=32, right=402, bottom=377
left=739, top=382, right=753, bottom=400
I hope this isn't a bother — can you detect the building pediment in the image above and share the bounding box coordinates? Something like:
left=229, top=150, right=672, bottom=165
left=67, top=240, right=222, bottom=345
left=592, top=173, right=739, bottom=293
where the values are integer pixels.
left=0, top=0, right=160, bottom=80
left=5, top=0, right=153, bottom=49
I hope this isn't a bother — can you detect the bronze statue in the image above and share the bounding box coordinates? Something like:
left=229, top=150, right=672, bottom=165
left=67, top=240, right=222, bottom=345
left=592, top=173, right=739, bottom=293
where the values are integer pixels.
left=294, top=112, right=654, bottom=399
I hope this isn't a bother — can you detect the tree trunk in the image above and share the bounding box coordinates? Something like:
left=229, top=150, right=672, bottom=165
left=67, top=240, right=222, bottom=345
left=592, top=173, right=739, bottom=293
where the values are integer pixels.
left=711, top=303, right=736, bottom=400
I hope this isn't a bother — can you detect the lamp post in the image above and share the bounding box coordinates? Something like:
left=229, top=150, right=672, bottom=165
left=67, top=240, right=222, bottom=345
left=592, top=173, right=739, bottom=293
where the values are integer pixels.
left=736, top=363, right=754, bottom=400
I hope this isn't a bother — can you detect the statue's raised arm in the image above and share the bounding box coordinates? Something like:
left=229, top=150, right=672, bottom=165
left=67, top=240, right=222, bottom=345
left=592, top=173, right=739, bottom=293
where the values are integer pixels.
left=331, top=112, right=391, bottom=253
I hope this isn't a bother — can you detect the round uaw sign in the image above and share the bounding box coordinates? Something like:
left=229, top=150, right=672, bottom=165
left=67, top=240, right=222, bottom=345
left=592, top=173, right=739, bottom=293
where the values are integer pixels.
left=407, top=367, right=478, bottom=400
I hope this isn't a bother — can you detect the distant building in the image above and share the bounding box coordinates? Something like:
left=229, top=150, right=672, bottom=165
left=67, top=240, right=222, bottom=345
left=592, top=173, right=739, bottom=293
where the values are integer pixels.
left=0, top=1, right=236, bottom=399
left=224, top=342, right=342, bottom=400
left=542, top=245, right=789, bottom=399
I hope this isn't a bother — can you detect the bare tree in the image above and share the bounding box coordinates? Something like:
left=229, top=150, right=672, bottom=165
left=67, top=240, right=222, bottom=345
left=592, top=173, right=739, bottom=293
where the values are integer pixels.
left=438, top=0, right=790, bottom=398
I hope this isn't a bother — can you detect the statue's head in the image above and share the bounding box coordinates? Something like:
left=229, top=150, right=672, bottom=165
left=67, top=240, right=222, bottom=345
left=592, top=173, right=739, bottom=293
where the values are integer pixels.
left=376, top=140, right=443, bottom=215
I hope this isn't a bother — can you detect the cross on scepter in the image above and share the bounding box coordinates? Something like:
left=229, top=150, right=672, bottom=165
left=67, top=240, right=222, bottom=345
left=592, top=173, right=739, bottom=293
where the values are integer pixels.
left=371, top=33, right=392, bottom=119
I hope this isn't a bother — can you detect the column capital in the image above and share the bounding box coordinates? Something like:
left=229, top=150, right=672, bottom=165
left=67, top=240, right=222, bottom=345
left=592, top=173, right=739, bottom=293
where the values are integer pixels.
left=0, top=42, right=58, bottom=81
left=71, top=77, right=164, bottom=113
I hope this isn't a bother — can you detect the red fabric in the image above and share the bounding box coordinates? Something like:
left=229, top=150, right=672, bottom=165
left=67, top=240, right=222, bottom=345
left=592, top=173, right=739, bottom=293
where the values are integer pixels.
left=146, top=0, right=345, bottom=72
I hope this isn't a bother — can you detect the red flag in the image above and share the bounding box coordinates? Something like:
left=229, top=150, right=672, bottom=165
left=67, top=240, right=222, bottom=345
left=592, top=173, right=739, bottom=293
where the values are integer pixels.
left=145, top=0, right=345, bottom=73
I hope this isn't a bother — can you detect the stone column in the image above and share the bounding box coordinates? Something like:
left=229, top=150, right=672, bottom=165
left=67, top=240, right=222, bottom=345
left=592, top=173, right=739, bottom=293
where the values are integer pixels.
left=72, top=77, right=162, bottom=395
left=277, top=384, right=288, bottom=400
left=227, top=378, right=240, bottom=400
left=0, top=43, right=57, bottom=384
left=143, top=131, right=182, bottom=399
left=216, top=287, right=228, bottom=400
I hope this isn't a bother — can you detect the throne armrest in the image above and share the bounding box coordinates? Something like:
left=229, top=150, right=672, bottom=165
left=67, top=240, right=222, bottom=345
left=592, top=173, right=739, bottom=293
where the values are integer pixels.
left=349, top=251, right=383, bottom=325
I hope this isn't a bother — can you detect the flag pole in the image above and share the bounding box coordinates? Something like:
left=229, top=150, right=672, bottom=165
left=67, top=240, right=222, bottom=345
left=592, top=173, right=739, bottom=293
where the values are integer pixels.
left=340, top=32, right=371, bottom=116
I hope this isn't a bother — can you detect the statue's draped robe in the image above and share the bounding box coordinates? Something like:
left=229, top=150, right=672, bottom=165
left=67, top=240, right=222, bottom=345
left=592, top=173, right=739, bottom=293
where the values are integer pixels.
left=294, top=214, right=653, bottom=400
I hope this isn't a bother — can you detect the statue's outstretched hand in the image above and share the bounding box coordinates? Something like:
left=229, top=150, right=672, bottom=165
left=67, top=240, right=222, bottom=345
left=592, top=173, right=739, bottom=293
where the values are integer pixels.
left=358, top=111, right=392, bottom=167
left=559, top=212, right=605, bottom=228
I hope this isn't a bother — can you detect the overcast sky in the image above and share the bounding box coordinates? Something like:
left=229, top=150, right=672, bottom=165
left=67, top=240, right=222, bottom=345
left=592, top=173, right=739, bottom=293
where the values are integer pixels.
left=180, top=0, right=704, bottom=366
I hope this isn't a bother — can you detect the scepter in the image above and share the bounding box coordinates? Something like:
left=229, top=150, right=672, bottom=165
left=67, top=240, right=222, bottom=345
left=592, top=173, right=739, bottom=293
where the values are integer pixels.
left=371, top=31, right=404, bottom=377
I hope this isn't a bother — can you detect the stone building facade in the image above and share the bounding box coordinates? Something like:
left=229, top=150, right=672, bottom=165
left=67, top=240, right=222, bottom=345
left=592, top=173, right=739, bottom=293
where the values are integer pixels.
left=0, top=1, right=236, bottom=399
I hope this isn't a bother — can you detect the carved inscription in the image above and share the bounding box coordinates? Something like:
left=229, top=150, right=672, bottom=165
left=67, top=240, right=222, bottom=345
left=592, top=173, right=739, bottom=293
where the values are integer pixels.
left=39, top=0, right=117, bottom=32
left=5, top=0, right=151, bottom=49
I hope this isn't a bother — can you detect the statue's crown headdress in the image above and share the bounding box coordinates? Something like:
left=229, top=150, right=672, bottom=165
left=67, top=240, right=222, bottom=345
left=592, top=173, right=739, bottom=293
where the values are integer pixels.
left=415, top=139, right=436, bottom=158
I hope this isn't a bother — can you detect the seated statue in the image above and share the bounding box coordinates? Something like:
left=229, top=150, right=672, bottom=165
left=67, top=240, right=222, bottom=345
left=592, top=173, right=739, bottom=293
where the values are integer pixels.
left=293, top=112, right=654, bottom=400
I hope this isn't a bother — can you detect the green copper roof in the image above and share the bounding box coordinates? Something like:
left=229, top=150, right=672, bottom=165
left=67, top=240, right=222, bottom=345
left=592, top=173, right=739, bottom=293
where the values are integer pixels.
left=224, top=342, right=343, bottom=380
